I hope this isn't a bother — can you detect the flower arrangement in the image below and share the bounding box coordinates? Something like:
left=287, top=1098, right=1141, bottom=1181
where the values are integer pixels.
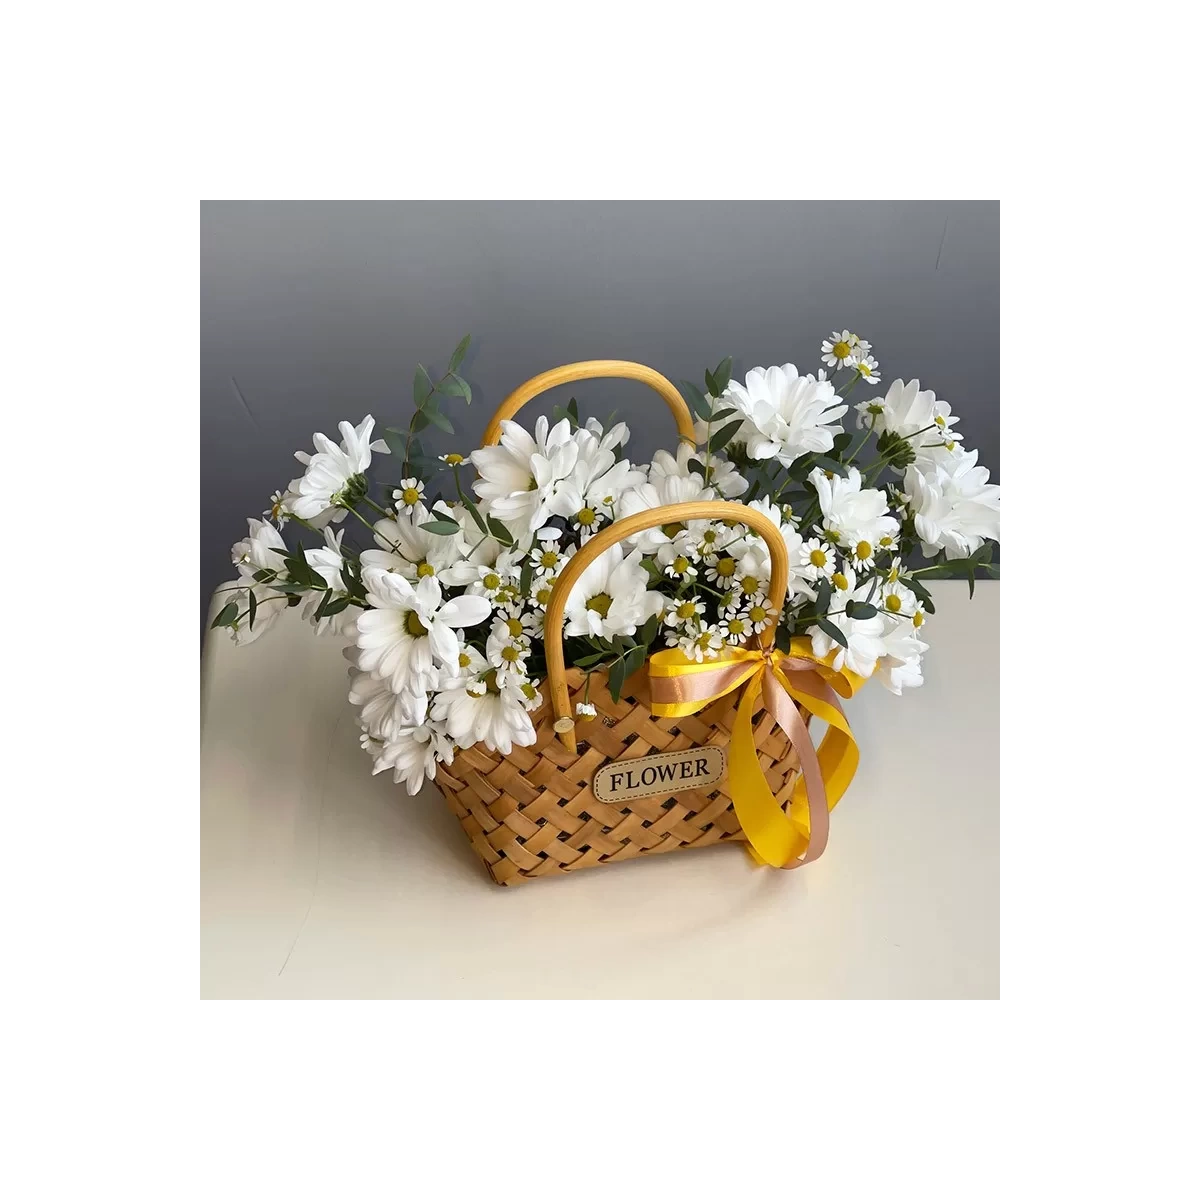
left=216, top=331, right=1000, bottom=802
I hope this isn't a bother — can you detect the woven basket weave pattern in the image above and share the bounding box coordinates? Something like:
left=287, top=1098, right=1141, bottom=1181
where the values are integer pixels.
left=435, top=665, right=805, bottom=886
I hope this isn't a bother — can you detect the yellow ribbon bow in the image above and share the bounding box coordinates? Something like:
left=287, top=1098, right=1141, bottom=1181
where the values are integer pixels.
left=647, top=637, right=866, bottom=869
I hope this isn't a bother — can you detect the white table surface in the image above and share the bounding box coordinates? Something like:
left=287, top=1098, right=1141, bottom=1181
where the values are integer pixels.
left=201, top=581, right=998, bottom=999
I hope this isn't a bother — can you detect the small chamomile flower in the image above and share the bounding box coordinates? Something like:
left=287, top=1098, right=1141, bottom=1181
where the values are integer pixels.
left=439, top=452, right=466, bottom=466
left=531, top=540, right=570, bottom=577
left=572, top=505, right=603, bottom=539
left=849, top=539, right=877, bottom=570
left=394, top=478, right=425, bottom=513
left=517, top=677, right=544, bottom=712
left=676, top=620, right=725, bottom=662
left=878, top=580, right=919, bottom=618
left=263, top=490, right=291, bottom=529
left=852, top=354, right=881, bottom=385
left=856, top=398, right=886, bottom=429
left=529, top=576, right=558, bottom=611
left=694, top=524, right=725, bottom=565
left=575, top=701, right=597, bottom=721
left=830, top=565, right=856, bottom=593
left=706, top=555, right=740, bottom=589
left=732, top=549, right=769, bottom=599
left=797, top=537, right=836, bottom=580
left=470, top=564, right=509, bottom=601
left=657, top=538, right=699, bottom=581
left=490, top=611, right=538, bottom=646
left=663, top=596, right=704, bottom=630
left=821, top=329, right=869, bottom=371
left=741, top=599, right=777, bottom=634
left=718, top=613, right=752, bottom=645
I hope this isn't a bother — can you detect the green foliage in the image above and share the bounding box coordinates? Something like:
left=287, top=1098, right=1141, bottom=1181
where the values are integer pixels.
left=212, top=601, right=239, bottom=629
left=447, top=334, right=471, bottom=374
left=845, top=601, right=877, bottom=620
left=419, top=519, right=460, bottom=536
left=706, top=418, right=743, bottom=453
left=815, top=617, right=847, bottom=649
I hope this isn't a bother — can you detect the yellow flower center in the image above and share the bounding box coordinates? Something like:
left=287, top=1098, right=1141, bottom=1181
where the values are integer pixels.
left=677, top=601, right=697, bottom=620
left=944, top=441, right=956, bottom=450
left=458, top=651, right=472, bottom=668
left=576, top=507, right=596, bottom=527
left=501, top=645, right=521, bottom=663
left=482, top=572, right=501, bottom=590
left=888, top=565, right=900, bottom=582
left=506, top=617, right=524, bottom=637
left=702, top=530, right=718, bottom=545
left=696, top=632, right=713, bottom=650
left=832, top=573, right=849, bottom=591
left=522, top=682, right=538, bottom=701
left=879, top=536, right=893, bottom=547
left=740, top=575, right=760, bottom=595
left=586, top=592, right=612, bottom=617
left=673, top=556, right=690, bottom=574
left=748, top=605, right=767, bottom=623
left=444, top=453, right=465, bottom=465
left=716, top=558, right=737, bottom=578
left=539, top=550, right=560, bottom=568
left=404, top=611, right=427, bottom=637
left=826, top=529, right=841, bottom=543
left=662, top=522, right=685, bottom=537
left=833, top=340, right=851, bottom=360
left=809, top=548, right=827, bottom=568
left=416, top=561, right=436, bottom=578
left=913, top=611, right=925, bottom=628
left=536, top=586, right=552, bottom=606
left=934, top=416, right=945, bottom=428
left=855, top=541, right=872, bottom=561
left=727, top=618, right=746, bottom=636
left=857, top=361, right=871, bottom=377
left=401, top=487, right=421, bottom=506
left=885, top=594, right=902, bottom=613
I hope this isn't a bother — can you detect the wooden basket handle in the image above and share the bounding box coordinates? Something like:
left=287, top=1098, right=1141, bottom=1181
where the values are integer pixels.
left=480, top=360, right=696, bottom=447
left=543, top=500, right=791, bottom=752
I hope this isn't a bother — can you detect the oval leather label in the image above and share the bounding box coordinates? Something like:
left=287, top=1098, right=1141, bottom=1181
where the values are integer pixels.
left=592, top=746, right=727, bottom=803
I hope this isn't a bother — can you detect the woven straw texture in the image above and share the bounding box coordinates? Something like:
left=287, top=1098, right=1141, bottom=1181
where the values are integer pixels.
left=435, top=664, right=805, bottom=886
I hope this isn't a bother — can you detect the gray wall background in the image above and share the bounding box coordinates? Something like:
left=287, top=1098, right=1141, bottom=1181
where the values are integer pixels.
left=201, top=201, right=998, bottom=636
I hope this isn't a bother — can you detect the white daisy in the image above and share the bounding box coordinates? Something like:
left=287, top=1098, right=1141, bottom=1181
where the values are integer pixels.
left=291, top=415, right=389, bottom=523
left=393, top=477, right=426, bottom=513
left=370, top=723, right=456, bottom=795
left=302, top=527, right=358, bottom=637
left=718, top=612, right=752, bottom=646
left=349, top=669, right=428, bottom=740
left=855, top=398, right=886, bottom=430
left=263, top=488, right=295, bottom=529
left=648, top=442, right=748, bottom=499
left=744, top=498, right=815, bottom=601
left=847, top=538, right=878, bottom=571
left=431, top=676, right=537, bottom=756
left=231, top=517, right=289, bottom=581
left=575, top=701, right=597, bottom=720
left=705, top=555, right=741, bottom=590
left=875, top=620, right=928, bottom=695
left=439, top=452, right=467, bottom=466
left=552, top=421, right=647, bottom=521
left=808, top=465, right=901, bottom=548
left=361, top=503, right=464, bottom=585
left=872, top=379, right=962, bottom=471
left=878, top=580, right=919, bottom=618
left=562, top=544, right=664, bottom=639
left=486, top=627, right=531, bottom=684
left=723, top=364, right=848, bottom=466
left=904, top=451, right=1000, bottom=560
left=356, top=571, right=491, bottom=699
left=656, top=533, right=700, bottom=581
left=470, top=415, right=580, bottom=538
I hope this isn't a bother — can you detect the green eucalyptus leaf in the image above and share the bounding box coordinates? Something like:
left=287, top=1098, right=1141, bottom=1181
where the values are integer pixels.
left=712, top=356, right=734, bottom=395
left=845, top=600, right=877, bottom=620
left=212, top=601, right=239, bottom=629
left=424, top=407, right=455, bottom=434
left=448, top=334, right=471, bottom=374
left=411, top=410, right=430, bottom=432
left=419, top=519, right=460, bottom=535
left=486, top=516, right=513, bottom=545
left=382, top=427, right=408, bottom=458
left=679, top=380, right=712, bottom=421
left=413, top=365, right=435, bottom=408
left=711, top=407, right=739, bottom=421
left=439, top=372, right=472, bottom=403
left=706, top=419, right=743, bottom=453
left=247, top=587, right=258, bottom=629
left=607, top=656, right=627, bottom=704
left=816, top=617, right=848, bottom=649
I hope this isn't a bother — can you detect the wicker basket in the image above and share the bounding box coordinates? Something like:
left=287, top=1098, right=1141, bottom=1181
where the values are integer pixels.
left=435, top=360, right=811, bottom=886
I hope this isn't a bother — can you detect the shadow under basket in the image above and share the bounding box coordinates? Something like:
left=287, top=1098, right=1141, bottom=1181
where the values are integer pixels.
left=434, top=665, right=806, bottom=886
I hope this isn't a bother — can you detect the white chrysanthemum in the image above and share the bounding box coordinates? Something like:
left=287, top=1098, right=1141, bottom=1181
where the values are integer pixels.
left=723, top=364, right=848, bottom=466
left=349, top=669, right=428, bottom=739
left=868, top=379, right=962, bottom=470
left=470, top=415, right=580, bottom=538
left=614, top=475, right=715, bottom=553
left=302, top=527, right=358, bottom=636
left=878, top=580, right=919, bottom=619
left=291, top=415, right=389, bottom=522
left=808, top=568, right=888, bottom=678
left=431, top=677, right=537, bottom=756
left=552, top=421, right=647, bottom=521
left=562, top=544, right=664, bottom=639
left=820, top=330, right=869, bottom=371
left=808, top=466, right=900, bottom=548
left=486, top=616, right=532, bottom=683
left=649, top=442, right=748, bottom=499
left=875, top=620, right=929, bottom=695
left=393, top=477, right=425, bottom=514
left=361, top=503, right=464, bottom=585
left=370, top=724, right=455, bottom=795
left=904, top=451, right=1000, bottom=560
left=231, top=517, right=288, bottom=580
left=356, top=571, right=490, bottom=698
